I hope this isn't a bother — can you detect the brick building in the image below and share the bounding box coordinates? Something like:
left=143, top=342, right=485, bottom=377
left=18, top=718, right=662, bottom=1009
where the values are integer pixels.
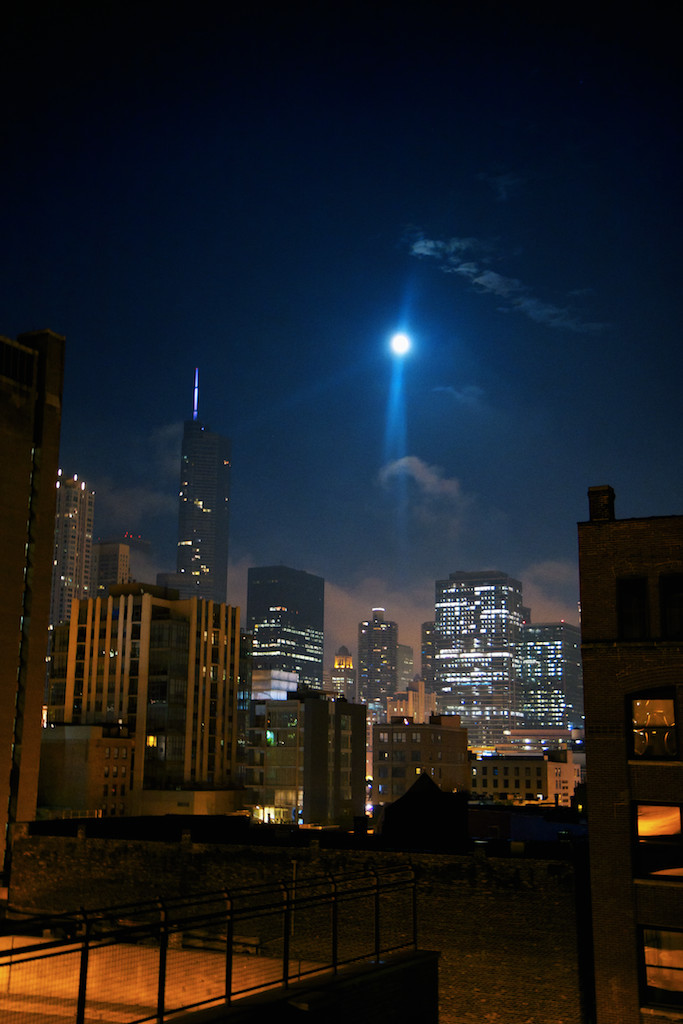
left=470, top=749, right=582, bottom=806
left=578, top=485, right=683, bottom=1022
left=372, top=715, right=469, bottom=809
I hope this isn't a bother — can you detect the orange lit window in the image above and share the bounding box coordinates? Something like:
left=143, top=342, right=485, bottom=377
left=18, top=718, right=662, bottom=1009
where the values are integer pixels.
left=632, top=695, right=677, bottom=759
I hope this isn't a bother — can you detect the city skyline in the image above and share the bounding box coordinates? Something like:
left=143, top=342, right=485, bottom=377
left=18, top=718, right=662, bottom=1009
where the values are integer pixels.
left=2, top=6, right=681, bottom=661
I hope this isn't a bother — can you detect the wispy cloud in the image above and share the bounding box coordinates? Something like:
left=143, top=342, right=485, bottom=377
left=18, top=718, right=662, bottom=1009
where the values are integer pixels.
left=478, top=171, right=525, bottom=202
left=520, top=559, right=580, bottom=624
left=379, top=455, right=464, bottom=502
left=410, top=233, right=604, bottom=333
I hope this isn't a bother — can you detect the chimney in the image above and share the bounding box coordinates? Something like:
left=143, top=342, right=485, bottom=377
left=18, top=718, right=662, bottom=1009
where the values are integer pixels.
left=587, top=485, right=615, bottom=522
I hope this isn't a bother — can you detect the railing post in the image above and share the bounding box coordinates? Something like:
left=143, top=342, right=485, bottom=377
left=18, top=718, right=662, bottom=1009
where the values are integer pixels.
left=370, top=867, right=381, bottom=963
left=156, top=898, right=168, bottom=1024
left=328, top=873, right=338, bottom=973
left=411, top=866, right=418, bottom=949
left=224, top=888, right=234, bottom=1005
left=280, top=881, right=291, bottom=988
left=75, top=910, right=90, bottom=1024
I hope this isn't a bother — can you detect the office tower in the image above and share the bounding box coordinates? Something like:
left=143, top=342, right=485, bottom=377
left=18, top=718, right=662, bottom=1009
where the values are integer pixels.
left=245, top=690, right=366, bottom=826
left=91, top=541, right=130, bottom=595
left=47, top=584, right=241, bottom=803
left=357, top=608, right=398, bottom=707
left=578, top=485, right=683, bottom=1024
left=397, top=643, right=414, bottom=689
left=331, top=645, right=356, bottom=700
left=247, top=565, right=324, bottom=688
left=520, top=621, right=583, bottom=729
left=159, top=370, right=231, bottom=603
left=435, top=570, right=525, bottom=747
left=50, top=471, right=95, bottom=626
left=421, top=621, right=444, bottom=692
left=0, top=329, right=65, bottom=873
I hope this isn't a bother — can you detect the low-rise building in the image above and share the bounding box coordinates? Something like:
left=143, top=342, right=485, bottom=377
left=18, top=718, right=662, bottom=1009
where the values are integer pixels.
left=470, top=748, right=582, bottom=806
left=38, top=723, right=134, bottom=818
left=371, top=715, right=469, bottom=810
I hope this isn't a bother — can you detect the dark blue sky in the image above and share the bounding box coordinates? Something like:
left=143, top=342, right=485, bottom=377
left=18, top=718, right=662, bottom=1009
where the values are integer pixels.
left=3, top=3, right=681, bottom=658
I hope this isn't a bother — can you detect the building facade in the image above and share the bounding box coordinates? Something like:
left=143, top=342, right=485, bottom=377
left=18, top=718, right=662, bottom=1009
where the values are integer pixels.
left=247, top=565, right=324, bottom=688
left=435, top=571, right=526, bottom=747
left=38, top=723, right=134, bottom=818
left=330, top=645, right=356, bottom=701
left=371, top=715, right=469, bottom=809
left=245, top=690, right=366, bottom=827
left=0, top=329, right=65, bottom=873
left=159, top=371, right=231, bottom=604
left=91, top=541, right=130, bottom=596
left=358, top=608, right=398, bottom=708
left=386, top=678, right=436, bottom=725
left=470, top=749, right=582, bottom=807
left=579, top=485, right=683, bottom=1023
left=50, top=471, right=95, bottom=627
left=47, top=584, right=240, bottom=795
left=520, top=621, right=583, bottom=729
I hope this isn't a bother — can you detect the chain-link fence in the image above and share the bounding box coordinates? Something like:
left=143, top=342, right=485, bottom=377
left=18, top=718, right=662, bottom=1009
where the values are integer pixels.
left=0, top=866, right=416, bottom=1023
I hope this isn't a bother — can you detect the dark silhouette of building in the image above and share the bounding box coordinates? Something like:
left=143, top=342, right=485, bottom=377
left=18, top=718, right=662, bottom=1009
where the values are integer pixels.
left=159, top=369, right=231, bottom=604
left=420, top=620, right=444, bottom=692
left=247, top=565, right=324, bottom=688
left=578, top=485, right=683, bottom=1022
left=358, top=607, right=398, bottom=708
left=0, top=329, right=65, bottom=873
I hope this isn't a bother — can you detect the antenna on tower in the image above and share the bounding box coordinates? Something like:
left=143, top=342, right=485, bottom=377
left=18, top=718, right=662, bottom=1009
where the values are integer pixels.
left=193, top=367, right=199, bottom=421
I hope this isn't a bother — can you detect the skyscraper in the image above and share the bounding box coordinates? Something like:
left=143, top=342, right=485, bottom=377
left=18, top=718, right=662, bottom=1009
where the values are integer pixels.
left=357, top=608, right=398, bottom=707
left=435, top=570, right=525, bottom=746
left=0, top=329, right=65, bottom=873
left=159, top=369, right=231, bottom=604
left=91, top=540, right=130, bottom=596
left=247, top=566, right=324, bottom=688
left=520, top=621, right=583, bottom=729
left=50, top=470, right=95, bottom=626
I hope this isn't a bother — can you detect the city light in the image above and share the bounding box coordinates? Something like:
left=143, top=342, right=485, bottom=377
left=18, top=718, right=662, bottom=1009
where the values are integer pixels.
left=390, top=332, right=411, bottom=356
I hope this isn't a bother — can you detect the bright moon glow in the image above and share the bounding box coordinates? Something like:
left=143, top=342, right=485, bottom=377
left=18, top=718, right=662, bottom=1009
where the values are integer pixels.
left=390, top=333, right=411, bottom=356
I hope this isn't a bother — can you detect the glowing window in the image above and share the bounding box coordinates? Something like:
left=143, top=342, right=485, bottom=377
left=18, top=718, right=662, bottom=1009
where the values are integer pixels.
left=642, top=929, right=683, bottom=1008
left=632, top=696, right=677, bottom=759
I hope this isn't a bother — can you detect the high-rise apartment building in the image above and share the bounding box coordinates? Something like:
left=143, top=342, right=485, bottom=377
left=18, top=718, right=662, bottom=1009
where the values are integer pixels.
left=159, top=370, right=231, bottom=604
left=357, top=608, right=398, bottom=707
left=0, top=329, right=65, bottom=873
left=247, top=566, right=324, bottom=688
left=520, top=621, right=583, bottom=729
left=47, top=584, right=241, bottom=798
left=435, top=570, right=525, bottom=746
left=50, top=471, right=95, bottom=626
left=578, top=485, right=683, bottom=1023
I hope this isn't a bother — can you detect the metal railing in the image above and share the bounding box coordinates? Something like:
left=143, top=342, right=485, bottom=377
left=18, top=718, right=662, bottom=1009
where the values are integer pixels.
left=0, top=865, right=417, bottom=1023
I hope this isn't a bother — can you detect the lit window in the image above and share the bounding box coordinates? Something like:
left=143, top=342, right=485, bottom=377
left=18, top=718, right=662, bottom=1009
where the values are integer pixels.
left=642, top=928, right=683, bottom=1008
left=632, top=695, right=677, bottom=759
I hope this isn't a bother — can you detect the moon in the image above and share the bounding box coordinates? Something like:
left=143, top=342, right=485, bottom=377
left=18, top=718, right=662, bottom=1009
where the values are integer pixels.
left=390, top=333, right=411, bottom=356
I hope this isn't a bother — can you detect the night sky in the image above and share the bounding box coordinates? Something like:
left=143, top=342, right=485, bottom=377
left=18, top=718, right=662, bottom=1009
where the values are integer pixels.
left=3, top=3, right=681, bottom=661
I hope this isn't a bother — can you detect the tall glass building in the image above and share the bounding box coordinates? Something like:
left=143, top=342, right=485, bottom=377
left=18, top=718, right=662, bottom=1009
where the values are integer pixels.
left=357, top=608, right=398, bottom=708
left=50, top=471, right=95, bottom=626
left=520, top=621, right=583, bottom=729
left=247, top=565, right=324, bottom=689
left=435, top=570, right=526, bottom=747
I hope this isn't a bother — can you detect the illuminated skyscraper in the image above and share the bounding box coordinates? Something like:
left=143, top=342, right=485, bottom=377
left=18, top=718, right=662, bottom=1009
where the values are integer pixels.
left=0, top=329, right=64, bottom=872
left=357, top=608, right=398, bottom=707
left=160, top=370, right=231, bottom=604
left=520, top=621, right=583, bottom=729
left=435, top=570, right=525, bottom=746
left=50, top=471, right=95, bottom=626
left=247, top=566, right=324, bottom=688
